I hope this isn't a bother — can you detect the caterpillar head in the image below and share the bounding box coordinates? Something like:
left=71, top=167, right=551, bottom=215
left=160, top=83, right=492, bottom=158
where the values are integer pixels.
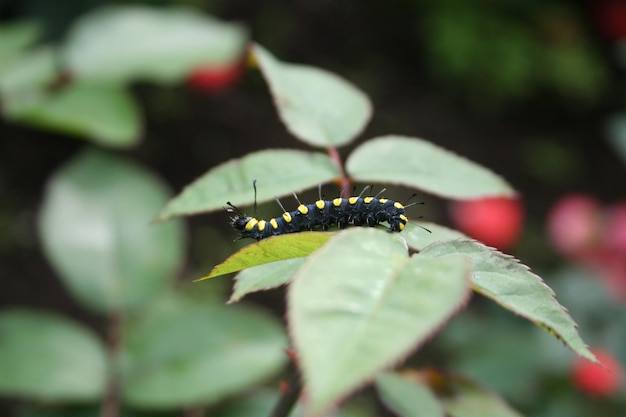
left=225, top=202, right=251, bottom=231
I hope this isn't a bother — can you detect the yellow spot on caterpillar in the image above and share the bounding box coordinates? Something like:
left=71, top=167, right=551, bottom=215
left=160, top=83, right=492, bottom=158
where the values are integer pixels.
left=379, top=198, right=388, bottom=204
left=283, top=212, right=292, bottom=222
left=298, top=204, right=309, bottom=215
left=400, top=214, right=408, bottom=222
left=270, top=218, right=279, bottom=229
left=258, top=220, right=267, bottom=231
left=394, top=202, right=404, bottom=209
left=364, top=197, right=373, bottom=203
left=399, top=222, right=405, bottom=231
left=245, top=218, right=258, bottom=231
left=349, top=197, right=358, bottom=204
left=316, top=200, right=325, bottom=210
left=333, top=198, right=342, bottom=206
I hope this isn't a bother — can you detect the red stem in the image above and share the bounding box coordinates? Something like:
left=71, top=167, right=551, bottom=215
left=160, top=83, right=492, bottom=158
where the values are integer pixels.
left=269, top=351, right=302, bottom=417
left=326, top=146, right=351, bottom=198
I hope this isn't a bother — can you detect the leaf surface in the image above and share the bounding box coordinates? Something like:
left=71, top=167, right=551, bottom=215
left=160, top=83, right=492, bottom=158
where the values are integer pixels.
left=198, top=232, right=330, bottom=281
left=376, top=372, right=445, bottom=417
left=39, top=149, right=185, bottom=313
left=346, top=136, right=515, bottom=199
left=229, top=257, right=306, bottom=302
left=440, top=373, right=525, bottom=417
left=0, top=21, right=41, bottom=60
left=253, top=44, right=372, bottom=148
left=0, top=310, right=107, bottom=401
left=12, top=81, right=141, bottom=147
left=403, top=222, right=469, bottom=251
left=64, top=5, right=247, bottom=83
left=158, top=149, right=340, bottom=220
left=288, top=228, right=471, bottom=415
left=122, top=295, right=287, bottom=408
left=0, top=46, right=57, bottom=112
left=419, top=240, right=596, bottom=362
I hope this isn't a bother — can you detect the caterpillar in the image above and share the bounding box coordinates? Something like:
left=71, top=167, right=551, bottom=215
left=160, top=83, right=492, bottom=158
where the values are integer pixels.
left=226, top=181, right=422, bottom=241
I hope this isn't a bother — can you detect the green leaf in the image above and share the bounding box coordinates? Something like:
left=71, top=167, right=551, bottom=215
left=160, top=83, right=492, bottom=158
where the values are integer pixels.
left=217, top=390, right=279, bottom=417
left=541, top=42, right=606, bottom=103
left=346, top=136, right=515, bottom=199
left=0, top=46, right=57, bottom=98
left=64, top=5, right=248, bottom=84
left=217, top=389, right=378, bottom=417
left=0, top=309, right=107, bottom=401
left=439, top=373, right=525, bottom=417
left=419, top=240, right=596, bottom=363
left=198, top=232, right=330, bottom=281
left=0, top=21, right=41, bottom=61
left=288, top=228, right=471, bottom=415
left=10, top=81, right=141, bottom=147
left=376, top=372, right=445, bottom=417
left=158, top=149, right=340, bottom=220
left=439, top=315, right=551, bottom=400
left=229, top=257, right=306, bottom=302
left=403, top=222, right=469, bottom=251
left=122, top=294, right=287, bottom=408
left=378, top=369, right=526, bottom=417
left=253, top=44, right=372, bottom=148
left=39, top=149, right=185, bottom=313
left=0, top=46, right=58, bottom=119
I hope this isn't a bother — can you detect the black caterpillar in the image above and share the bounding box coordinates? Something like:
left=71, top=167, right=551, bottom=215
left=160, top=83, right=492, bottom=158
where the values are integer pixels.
left=226, top=182, right=421, bottom=241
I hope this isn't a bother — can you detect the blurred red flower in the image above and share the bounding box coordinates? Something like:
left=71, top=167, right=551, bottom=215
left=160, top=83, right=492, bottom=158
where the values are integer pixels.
left=572, top=349, right=623, bottom=397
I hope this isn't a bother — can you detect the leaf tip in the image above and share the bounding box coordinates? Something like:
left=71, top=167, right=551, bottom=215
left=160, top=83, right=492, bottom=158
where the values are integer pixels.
left=192, top=274, right=212, bottom=283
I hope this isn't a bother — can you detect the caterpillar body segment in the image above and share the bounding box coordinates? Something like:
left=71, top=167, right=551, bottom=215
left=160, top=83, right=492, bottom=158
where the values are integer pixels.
left=226, top=191, right=409, bottom=241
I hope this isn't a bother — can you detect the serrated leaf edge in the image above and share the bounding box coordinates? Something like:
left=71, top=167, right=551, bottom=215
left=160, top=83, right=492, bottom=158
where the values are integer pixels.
left=423, top=238, right=598, bottom=364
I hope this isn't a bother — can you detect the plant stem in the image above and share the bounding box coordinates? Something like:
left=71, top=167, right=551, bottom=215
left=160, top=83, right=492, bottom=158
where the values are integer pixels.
left=100, top=311, right=122, bottom=417
left=269, top=365, right=302, bottom=417
left=326, top=146, right=351, bottom=197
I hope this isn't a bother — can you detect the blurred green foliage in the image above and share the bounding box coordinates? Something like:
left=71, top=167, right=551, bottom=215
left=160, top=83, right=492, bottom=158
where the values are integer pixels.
left=0, top=1, right=625, bottom=417
left=420, top=0, right=607, bottom=109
